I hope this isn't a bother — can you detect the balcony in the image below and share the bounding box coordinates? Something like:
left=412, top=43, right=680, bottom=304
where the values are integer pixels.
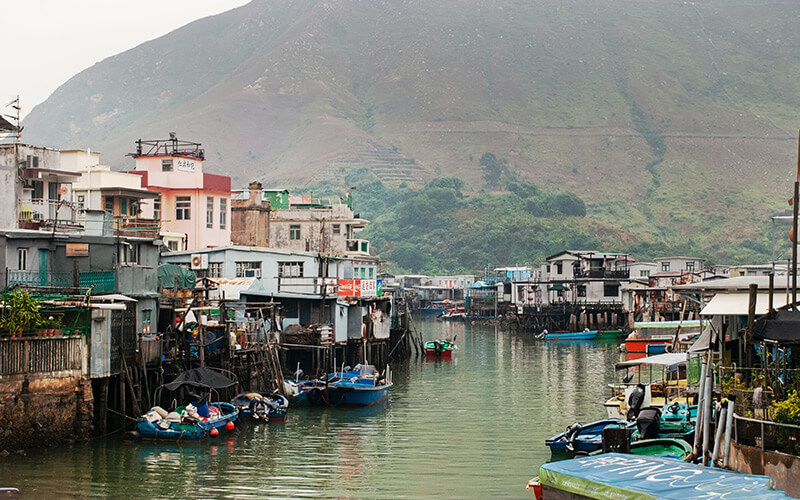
left=574, top=269, right=630, bottom=279
left=113, top=217, right=160, bottom=239
left=7, top=270, right=116, bottom=293
left=346, top=238, right=370, bottom=255
left=18, top=199, right=79, bottom=229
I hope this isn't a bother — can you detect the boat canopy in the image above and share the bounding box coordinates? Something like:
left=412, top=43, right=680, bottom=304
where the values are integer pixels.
left=538, top=454, right=792, bottom=499
left=615, top=352, right=687, bottom=370
left=754, top=308, right=800, bottom=343
left=164, top=367, right=236, bottom=391
left=701, top=292, right=788, bottom=316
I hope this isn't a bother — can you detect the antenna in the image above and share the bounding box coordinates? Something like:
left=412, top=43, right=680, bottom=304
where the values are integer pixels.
left=4, top=96, right=22, bottom=142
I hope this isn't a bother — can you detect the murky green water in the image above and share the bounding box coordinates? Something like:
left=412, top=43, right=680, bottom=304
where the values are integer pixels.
left=0, top=319, right=621, bottom=499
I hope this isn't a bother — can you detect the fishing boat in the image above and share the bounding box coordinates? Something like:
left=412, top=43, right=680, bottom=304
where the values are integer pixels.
left=133, top=366, right=239, bottom=441
left=425, top=339, right=456, bottom=357
left=136, top=401, right=238, bottom=440
left=595, top=329, right=625, bottom=340
left=589, top=437, right=692, bottom=461
left=623, top=320, right=703, bottom=360
left=231, top=392, right=289, bottom=422
left=545, top=418, right=627, bottom=453
left=604, top=353, right=693, bottom=419
left=324, top=364, right=392, bottom=406
left=542, top=329, right=598, bottom=341
left=282, top=378, right=328, bottom=406
left=528, top=454, right=793, bottom=500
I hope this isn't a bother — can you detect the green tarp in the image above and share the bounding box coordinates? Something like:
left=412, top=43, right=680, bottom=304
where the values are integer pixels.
left=158, top=264, right=196, bottom=289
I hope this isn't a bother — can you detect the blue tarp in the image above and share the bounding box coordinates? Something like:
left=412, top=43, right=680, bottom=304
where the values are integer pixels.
left=538, top=453, right=791, bottom=499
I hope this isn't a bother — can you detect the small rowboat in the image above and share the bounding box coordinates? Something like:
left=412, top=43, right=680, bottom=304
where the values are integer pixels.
left=545, top=418, right=627, bottom=453
left=231, top=392, right=289, bottom=422
left=136, top=402, right=238, bottom=440
left=542, top=330, right=598, bottom=341
left=425, top=339, right=456, bottom=357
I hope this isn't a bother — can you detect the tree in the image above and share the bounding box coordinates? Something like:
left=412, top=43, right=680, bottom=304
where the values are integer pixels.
left=480, top=152, right=507, bottom=188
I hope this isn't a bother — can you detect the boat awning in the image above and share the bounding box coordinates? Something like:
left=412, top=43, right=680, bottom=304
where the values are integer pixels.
left=700, top=293, right=789, bottom=316
left=538, top=454, right=792, bottom=499
left=615, top=352, right=687, bottom=369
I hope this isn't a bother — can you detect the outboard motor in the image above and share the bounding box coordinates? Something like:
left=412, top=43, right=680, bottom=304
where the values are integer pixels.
left=626, top=383, right=646, bottom=421
left=564, top=423, right=583, bottom=452
left=636, top=407, right=661, bottom=440
left=434, top=340, right=443, bottom=354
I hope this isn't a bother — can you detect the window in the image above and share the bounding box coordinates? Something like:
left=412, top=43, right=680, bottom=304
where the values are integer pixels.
left=360, top=267, right=366, bottom=279
left=18, top=248, right=28, bottom=271
left=289, top=224, right=301, bottom=240
left=176, top=196, right=191, bottom=220
left=278, top=262, right=304, bottom=278
left=604, top=283, right=620, bottom=297
left=167, top=240, right=178, bottom=251
left=236, top=261, right=262, bottom=278
left=640, top=270, right=651, bottom=277
left=332, top=224, right=341, bottom=234
left=661, top=262, right=671, bottom=272
left=162, top=159, right=173, bottom=171
left=208, top=262, right=222, bottom=278
left=141, top=309, right=152, bottom=334
left=556, top=262, right=563, bottom=275
left=120, top=242, right=139, bottom=264
left=577, top=285, right=586, bottom=297
left=120, top=197, right=129, bottom=216
left=369, top=268, right=374, bottom=279
left=219, top=198, right=227, bottom=229
left=104, top=197, right=114, bottom=213
left=686, top=262, right=695, bottom=271
left=32, top=180, right=43, bottom=200
left=77, top=195, right=85, bottom=210
left=206, top=197, right=214, bottom=228
left=26, top=155, right=39, bottom=168
left=153, top=196, right=161, bottom=220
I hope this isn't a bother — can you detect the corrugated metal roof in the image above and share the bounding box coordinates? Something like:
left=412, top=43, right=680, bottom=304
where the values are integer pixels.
left=700, top=293, right=789, bottom=316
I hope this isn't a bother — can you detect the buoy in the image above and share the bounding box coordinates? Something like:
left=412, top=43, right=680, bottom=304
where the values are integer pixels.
left=225, top=421, right=235, bottom=431
left=210, top=427, right=219, bottom=437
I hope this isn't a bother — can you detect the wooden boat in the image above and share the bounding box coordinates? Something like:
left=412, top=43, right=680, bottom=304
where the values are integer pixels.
left=589, top=437, right=692, bottom=461
left=604, top=353, right=692, bottom=419
left=425, top=339, right=456, bottom=357
left=136, top=402, right=238, bottom=440
left=282, top=379, right=328, bottom=406
left=545, top=418, right=627, bottom=453
left=595, top=329, right=624, bottom=339
left=323, top=364, right=392, bottom=406
left=529, top=454, right=792, bottom=500
left=543, top=329, right=598, bottom=341
left=231, top=392, right=289, bottom=422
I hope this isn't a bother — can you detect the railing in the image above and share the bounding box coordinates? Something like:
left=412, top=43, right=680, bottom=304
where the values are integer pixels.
left=574, top=269, right=630, bottom=279
left=7, top=270, right=116, bottom=292
left=346, top=238, right=370, bottom=255
left=0, top=336, right=83, bottom=375
left=112, top=216, right=160, bottom=238
left=734, top=413, right=800, bottom=456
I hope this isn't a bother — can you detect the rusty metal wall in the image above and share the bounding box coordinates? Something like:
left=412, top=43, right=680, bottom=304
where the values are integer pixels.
left=0, top=337, right=83, bottom=375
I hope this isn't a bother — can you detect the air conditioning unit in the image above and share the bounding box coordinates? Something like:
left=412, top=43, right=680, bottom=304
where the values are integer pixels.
left=244, top=268, right=261, bottom=278
left=190, top=253, right=208, bottom=270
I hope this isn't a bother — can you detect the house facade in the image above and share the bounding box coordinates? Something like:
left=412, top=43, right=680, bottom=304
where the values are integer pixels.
left=128, top=135, right=231, bottom=251
left=539, top=250, right=631, bottom=305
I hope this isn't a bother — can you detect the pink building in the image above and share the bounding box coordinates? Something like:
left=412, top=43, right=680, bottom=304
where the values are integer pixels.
left=129, top=135, right=231, bottom=251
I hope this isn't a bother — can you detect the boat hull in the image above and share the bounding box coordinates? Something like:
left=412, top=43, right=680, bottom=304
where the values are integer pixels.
left=231, top=392, right=289, bottom=422
left=545, top=418, right=627, bottom=453
left=544, top=331, right=598, bottom=341
left=136, top=402, right=238, bottom=440
left=326, top=383, right=391, bottom=406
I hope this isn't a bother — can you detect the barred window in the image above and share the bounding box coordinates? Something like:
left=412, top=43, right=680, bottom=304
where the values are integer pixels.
left=278, top=262, right=304, bottom=278
left=236, top=261, right=261, bottom=278
left=208, top=262, right=222, bottom=278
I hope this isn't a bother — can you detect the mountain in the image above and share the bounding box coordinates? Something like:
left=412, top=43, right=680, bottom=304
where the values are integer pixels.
left=20, top=0, right=800, bottom=266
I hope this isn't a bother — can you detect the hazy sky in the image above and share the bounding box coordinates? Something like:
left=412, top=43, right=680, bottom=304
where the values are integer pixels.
left=2, top=0, right=251, bottom=120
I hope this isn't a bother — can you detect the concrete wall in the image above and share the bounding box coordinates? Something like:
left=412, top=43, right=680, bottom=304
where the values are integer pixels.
left=0, top=342, right=93, bottom=453
left=730, top=442, right=800, bottom=498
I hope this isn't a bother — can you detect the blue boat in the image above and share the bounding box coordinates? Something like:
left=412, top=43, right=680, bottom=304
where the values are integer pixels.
left=136, top=402, right=238, bottom=440
left=542, top=329, right=598, bottom=341
left=530, top=453, right=793, bottom=499
left=231, top=392, right=289, bottom=422
left=324, top=364, right=392, bottom=407
left=545, top=418, right=627, bottom=453
left=282, top=379, right=328, bottom=406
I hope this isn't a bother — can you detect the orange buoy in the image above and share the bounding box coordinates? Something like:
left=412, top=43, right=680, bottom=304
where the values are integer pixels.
left=210, top=427, right=219, bottom=437
left=225, top=421, right=235, bottom=431
left=791, top=227, right=796, bottom=243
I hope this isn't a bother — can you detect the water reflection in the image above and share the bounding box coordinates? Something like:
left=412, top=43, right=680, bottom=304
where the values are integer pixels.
left=0, top=319, right=621, bottom=499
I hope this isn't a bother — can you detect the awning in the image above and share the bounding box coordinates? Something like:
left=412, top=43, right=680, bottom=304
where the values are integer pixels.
left=700, top=293, right=788, bottom=316
left=754, top=309, right=800, bottom=343
left=164, top=367, right=235, bottom=391
left=615, top=352, right=687, bottom=369
left=548, top=284, right=566, bottom=291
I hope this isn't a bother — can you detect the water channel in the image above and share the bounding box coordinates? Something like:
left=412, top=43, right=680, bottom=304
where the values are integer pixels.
left=0, top=318, right=622, bottom=499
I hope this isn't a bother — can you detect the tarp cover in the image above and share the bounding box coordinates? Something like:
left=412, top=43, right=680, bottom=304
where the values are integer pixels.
left=164, top=367, right=235, bottom=391
left=538, top=453, right=791, bottom=499
left=754, top=308, right=800, bottom=343
left=158, top=264, right=196, bottom=289
left=615, top=353, right=687, bottom=369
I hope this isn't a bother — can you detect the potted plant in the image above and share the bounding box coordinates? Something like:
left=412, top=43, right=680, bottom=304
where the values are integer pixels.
left=3, top=290, right=43, bottom=337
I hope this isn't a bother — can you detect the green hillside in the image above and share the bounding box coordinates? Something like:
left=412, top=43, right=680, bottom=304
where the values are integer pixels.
left=20, top=0, right=800, bottom=269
